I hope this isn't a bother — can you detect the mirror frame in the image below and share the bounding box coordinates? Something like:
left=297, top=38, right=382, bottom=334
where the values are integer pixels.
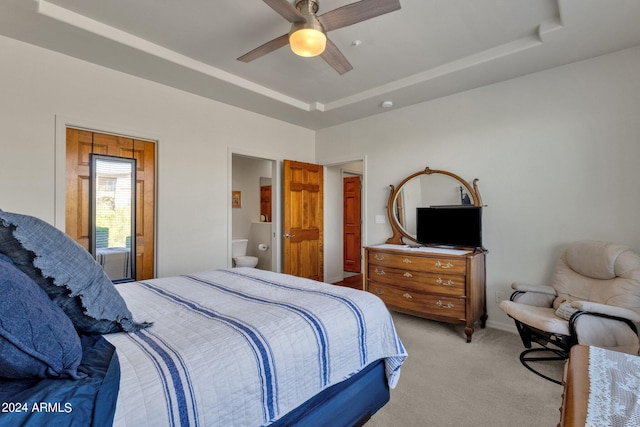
left=385, top=167, right=482, bottom=245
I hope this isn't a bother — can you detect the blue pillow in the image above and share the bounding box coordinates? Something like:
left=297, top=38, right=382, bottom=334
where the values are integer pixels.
left=0, top=209, right=150, bottom=334
left=0, top=257, right=84, bottom=379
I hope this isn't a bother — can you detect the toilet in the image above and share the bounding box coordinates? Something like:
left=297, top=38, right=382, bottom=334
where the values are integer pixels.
left=231, top=239, right=258, bottom=268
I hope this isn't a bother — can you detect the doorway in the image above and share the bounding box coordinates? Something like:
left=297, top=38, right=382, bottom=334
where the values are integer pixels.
left=230, top=153, right=277, bottom=272
left=324, top=159, right=364, bottom=284
left=228, top=152, right=364, bottom=282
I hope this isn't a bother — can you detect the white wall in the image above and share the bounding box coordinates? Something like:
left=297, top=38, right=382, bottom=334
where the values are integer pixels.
left=316, top=46, right=640, bottom=330
left=0, top=35, right=315, bottom=277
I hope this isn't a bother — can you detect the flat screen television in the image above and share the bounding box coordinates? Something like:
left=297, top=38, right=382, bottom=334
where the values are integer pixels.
left=416, top=206, right=482, bottom=248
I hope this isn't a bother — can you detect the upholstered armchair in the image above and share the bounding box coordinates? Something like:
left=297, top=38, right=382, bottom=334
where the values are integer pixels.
left=499, top=240, right=640, bottom=383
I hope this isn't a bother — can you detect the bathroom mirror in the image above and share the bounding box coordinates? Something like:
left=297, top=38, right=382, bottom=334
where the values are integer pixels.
left=90, top=154, right=136, bottom=282
left=386, top=167, right=482, bottom=245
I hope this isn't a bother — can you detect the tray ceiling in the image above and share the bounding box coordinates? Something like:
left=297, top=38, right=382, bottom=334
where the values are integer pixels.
left=1, top=0, right=640, bottom=129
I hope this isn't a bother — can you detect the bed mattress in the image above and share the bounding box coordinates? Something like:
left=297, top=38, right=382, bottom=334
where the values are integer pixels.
left=106, top=268, right=407, bottom=426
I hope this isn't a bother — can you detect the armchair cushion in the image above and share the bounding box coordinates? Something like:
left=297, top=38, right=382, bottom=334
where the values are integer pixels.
left=509, top=283, right=556, bottom=307
left=553, top=241, right=640, bottom=314
left=501, top=299, right=640, bottom=354
left=572, top=301, right=640, bottom=323
left=565, top=240, right=629, bottom=280
left=499, top=301, right=569, bottom=336
left=573, top=315, right=640, bottom=354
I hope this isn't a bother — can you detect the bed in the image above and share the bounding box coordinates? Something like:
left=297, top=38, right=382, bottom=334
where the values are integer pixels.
left=0, top=209, right=407, bottom=427
left=559, top=345, right=640, bottom=426
left=109, top=267, right=406, bottom=426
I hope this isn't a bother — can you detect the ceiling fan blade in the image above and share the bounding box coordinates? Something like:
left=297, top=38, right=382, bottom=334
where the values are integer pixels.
left=321, top=38, right=353, bottom=75
left=237, top=34, right=290, bottom=62
left=318, top=0, right=401, bottom=32
left=263, top=0, right=305, bottom=23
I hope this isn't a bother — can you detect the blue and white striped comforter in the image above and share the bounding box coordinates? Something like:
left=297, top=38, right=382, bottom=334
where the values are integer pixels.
left=105, top=268, right=407, bottom=427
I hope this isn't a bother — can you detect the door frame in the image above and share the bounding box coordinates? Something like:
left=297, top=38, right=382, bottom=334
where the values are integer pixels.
left=227, top=147, right=281, bottom=272
left=54, top=115, right=159, bottom=276
left=321, top=155, right=367, bottom=282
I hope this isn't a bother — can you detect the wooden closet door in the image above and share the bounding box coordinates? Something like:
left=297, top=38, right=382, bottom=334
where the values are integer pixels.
left=65, top=128, right=156, bottom=280
left=343, top=176, right=361, bottom=273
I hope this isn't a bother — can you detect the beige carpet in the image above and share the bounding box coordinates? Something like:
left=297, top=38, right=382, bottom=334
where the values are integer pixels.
left=367, top=312, right=565, bottom=427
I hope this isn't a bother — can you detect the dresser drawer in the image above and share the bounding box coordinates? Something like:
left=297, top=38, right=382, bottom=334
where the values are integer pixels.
left=367, top=265, right=465, bottom=296
left=367, top=251, right=467, bottom=275
left=368, top=282, right=466, bottom=321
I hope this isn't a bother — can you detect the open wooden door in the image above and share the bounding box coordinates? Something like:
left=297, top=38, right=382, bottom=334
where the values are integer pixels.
left=343, top=176, right=361, bottom=273
left=283, top=160, right=323, bottom=281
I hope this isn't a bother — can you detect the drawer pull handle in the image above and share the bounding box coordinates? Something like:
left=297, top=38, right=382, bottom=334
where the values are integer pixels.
left=403, top=272, right=413, bottom=278
left=374, top=288, right=385, bottom=295
left=436, top=300, right=454, bottom=309
left=374, top=254, right=385, bottom=261
left=374, top=268, right=386, bottom=276
left=436, top=277, right=454, bottom=286
left=435, top=261, right=453, bottom=269
left=403, top=293, right=413, bottom=299
left=402, top=258, right=412, bottom=264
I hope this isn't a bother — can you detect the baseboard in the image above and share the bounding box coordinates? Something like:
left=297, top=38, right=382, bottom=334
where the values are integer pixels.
left=325, top=275, right=343, bottom=284
left=485, top=319, right=518, bottom=334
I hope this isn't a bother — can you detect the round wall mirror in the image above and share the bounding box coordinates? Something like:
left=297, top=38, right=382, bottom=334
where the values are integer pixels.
left=386, top=167, right=482, bottom=245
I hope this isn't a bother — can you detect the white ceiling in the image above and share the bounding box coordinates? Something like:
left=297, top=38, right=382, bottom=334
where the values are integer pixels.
left=2, top=0, right=640, bottom=130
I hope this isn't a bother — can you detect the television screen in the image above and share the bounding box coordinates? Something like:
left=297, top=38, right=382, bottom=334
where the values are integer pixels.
left=416, top=206, right=482, bottom=248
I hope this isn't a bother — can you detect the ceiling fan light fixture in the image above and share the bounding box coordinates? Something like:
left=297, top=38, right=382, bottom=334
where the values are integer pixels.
left=239, top=0, right=401, bottom=74
left=289, top=0, right=326, bottom=57
left=289, top=28, right=326, bottom=57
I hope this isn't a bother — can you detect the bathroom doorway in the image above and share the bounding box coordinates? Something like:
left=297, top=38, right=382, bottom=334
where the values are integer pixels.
left=230, top=153, right=278, bottom=271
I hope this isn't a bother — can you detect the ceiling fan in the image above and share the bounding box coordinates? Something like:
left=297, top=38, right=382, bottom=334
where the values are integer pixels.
left=238, top=0, right=401, bottom=75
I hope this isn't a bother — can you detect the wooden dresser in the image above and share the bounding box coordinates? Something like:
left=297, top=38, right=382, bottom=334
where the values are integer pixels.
left=365, top=244, right=487, bottom=342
